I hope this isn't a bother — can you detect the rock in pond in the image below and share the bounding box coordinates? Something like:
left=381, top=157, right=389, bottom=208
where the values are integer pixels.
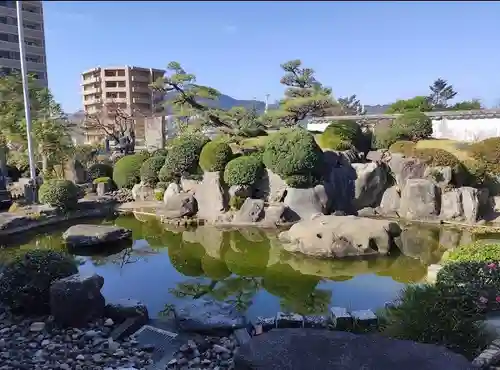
left=234, top=329, right=474, bottom=370
left=62, top=224, right=132, bottom=248
left=279, top=215, right=401, bottom=258
left=174, top=299, right=248, bottom=335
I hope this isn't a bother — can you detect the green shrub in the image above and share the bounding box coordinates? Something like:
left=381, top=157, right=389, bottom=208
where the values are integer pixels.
left=382, top=284, right=489, bottom=359
left=88, top=163, right=113, bottom=182
left=154, top=191, right=164, bottom=201
left=92, top=176, right=112, bottom=185
left=412, top=148, right=467, bottom=185
left=199, top=140, right=233, bottom=172
left=437, top=260, right=500, bottom=312
left=392, top=111, right=433, bottom=141
left=263, top=128, right=322, bottom=185
left=224, top=155, right=264, bottom=187
left=39, top=179, right=80, bottom=210
left=156, top=181, right=169, bottom=191
left=316, top=120, right=362, bottom=150
left=112, top=153, right=149, bottom=189
left=446, top=241, right=500, bottom=263
left=159, top=134, right=209, bottom=182
left=140, top=156, right=166, bottom=186
left=284, top=174, right=319, bottom=188
left=468, top=137, right=500, bottom=175
left=388, top=140, right=416, bottom=157
left=0, top=250, right=78, bottom=314
left=229, top=195, right=245, bottom=210
left=152, top=148, right=169, bottom=157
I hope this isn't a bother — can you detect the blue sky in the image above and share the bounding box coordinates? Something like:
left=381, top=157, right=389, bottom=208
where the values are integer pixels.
left=43, top=1, right=500, bottom=113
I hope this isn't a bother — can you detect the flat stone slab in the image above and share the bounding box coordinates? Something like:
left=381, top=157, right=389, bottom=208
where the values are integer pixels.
left=174, top=299, right=248, bottom=335
left=234, top=329, right=475, bottom=370
left=62, top=224, right=132, bottom=248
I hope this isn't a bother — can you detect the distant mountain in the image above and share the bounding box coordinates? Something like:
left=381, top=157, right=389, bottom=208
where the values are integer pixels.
left=364, top=104, right=391, bottom=114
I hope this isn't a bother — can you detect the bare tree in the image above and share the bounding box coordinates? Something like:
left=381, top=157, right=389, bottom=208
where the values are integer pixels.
left=83, top=100, right=149, bottom=154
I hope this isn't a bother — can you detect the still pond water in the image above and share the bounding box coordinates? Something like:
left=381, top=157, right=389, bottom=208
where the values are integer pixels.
left=0, top=215, right=492, bottom=320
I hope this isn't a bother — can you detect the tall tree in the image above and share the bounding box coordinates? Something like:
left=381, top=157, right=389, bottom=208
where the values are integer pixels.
left=150, top=62, right=230, bottom=129
left=427, top=78, right=457, bottom=110
left=338, top=94, right=366, bottom=116
left=270, top=59, right=338, bottom=127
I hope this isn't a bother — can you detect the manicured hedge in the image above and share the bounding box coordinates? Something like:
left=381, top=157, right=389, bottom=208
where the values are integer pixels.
left=224, top=155, right=264, bottom=187
left=140, top=156, right=166, bottom=186
left=39, top=179, right=80, bottom=210
left=199, top=140, right=233, bottom=172
left=113, top=153, right=149, bottom=189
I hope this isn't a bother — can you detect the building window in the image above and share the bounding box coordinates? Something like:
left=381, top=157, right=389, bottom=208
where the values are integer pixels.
left=30, top=71, right=45, bottom=80
left=105, top=81, right=117, bottom=88
left=22, top=4, right=41, bottom=14
left=117, top=92, right=126, bottom=99
left=106, top=92, right=118, bottom=99
left=104, top=70, right=116, bottom=77
left=25, top=37, right=42, bottom=47
left=0, top=1, right=15, bottom=9
left=26, top=54, right=42, bottom=63
left=24, top=22, right=41, bottom=31
left=117, top=81, right=126, bottom=87
left=117, top=70, right=125, bottom=77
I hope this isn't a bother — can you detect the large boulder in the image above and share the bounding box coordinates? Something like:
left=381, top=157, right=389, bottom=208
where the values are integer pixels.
left=174, top=299, right=248, bottom=335
left=399, top=179, right=440, bottom=220
left=104, top=298, right=149, bottom=325
left=161, top=193, right=197, bottom=219
left=163, top=182, right=181, bottom=203
left=255, top=169, right=287, bottom=203
left=377, top=186, right=401, bottom=217
left=62, top=225, right=132, bottom=248
left=195, top=172, right=228, bottom=223
left=234, top=329, right=474, bottom=370
left=283, top=187, right=324, bottom=221
left=460, top=187, right=480, bottom=223
left=424, top=166, right=453, bottom=188
left=279, top=215, right=401, bottom=258
left=439, top=187, right=480, bottom=223
left=131, top=182, right=155, bottom=201
left=388, top=153, right=427, bottom=188
left=233, top=198, right=265, bottom=224
left=351, top=162, right=388, bottom=210
left=49, top=273, right=105, bottom=327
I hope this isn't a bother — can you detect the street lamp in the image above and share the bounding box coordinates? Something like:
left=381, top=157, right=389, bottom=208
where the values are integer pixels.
left=16, top=1, right=37, bottom=184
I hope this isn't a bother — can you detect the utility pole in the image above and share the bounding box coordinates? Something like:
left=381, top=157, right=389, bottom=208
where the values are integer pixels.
left=16, top=1, right=37, bottom=200
left=265, top=94, right=270, bottom=114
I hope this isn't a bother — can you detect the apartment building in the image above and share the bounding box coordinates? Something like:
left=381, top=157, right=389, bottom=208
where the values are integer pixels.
left=81, top=66, right=165, bottom=144
left=0, top=0, right=48, bottom=86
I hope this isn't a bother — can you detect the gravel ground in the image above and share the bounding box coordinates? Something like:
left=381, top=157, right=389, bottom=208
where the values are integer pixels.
left=0, top=309, right=153, bottom=370
left=167, top=335, right=239, bottom=370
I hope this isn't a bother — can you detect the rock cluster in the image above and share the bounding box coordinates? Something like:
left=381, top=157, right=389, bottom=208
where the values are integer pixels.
left=167, top=335, right=239, bottom=370
left=0, top=309, right=153, bottom=370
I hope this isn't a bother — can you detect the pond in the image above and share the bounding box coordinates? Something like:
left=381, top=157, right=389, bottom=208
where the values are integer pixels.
left=0, top=214, right=493, bottom=320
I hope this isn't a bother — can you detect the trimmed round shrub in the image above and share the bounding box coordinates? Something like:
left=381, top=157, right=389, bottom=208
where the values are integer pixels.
left=392, top=111, right=433, bottom=141
left=140, top=156, right=166, bottom=186
left=152, top=148, right=169, bottom=157
left=88, top=163, right=113, bottom=182
left=199, top=140, right=233, bottom=172
left=284, top=174, right=319, bottom=188
left=468, top=137, right=500, bottom=175
left=224, top=155, right=264, bottom=187
left=316, top=120, right=362, bottom=151
left=263, top=128, right=322, bottom=181
left=388, top=140, right=416, bottom=157
left=0, top=250, right=78, bottom=314
left=39, top=179, right=80, bottom=210
left=381, top=284, right=488, bottom=359
left=112, top=153, right=149, bottom=189
left=412, top=148, right=460, bottom=167
left=158, top=134, right=209, bottom=182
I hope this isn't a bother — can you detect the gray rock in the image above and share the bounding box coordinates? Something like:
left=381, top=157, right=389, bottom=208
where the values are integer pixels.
left=255, top=169, right=287, bottom=203
left=279, top=215, right=401, bottom=258
left=460, top=187, right=480, bottom=223
left=440, top=189, right=463, bottom=221
left=234, top=329, right=474, bottom=370
left=378, top=186, right=401, bottom=216
left=229, top=185, right=252, bottom=198
left=233, top=198, right=265, bottom=223
left=96, top=182, right=112, bottom=196
left=195, top=172, right=228, bottom=223
left=180, top=178, right=200, bottom=194
left=174, top=299, right=248, bottom=334
left=424, top=166, right=453, bottom=188
left=399, top=179, right=440, bottom=220
left=62, top=225, right=132, bottom=248
left=49, top=273, right=105, bottom=327
left=389, top=154, right=427, bottom=188
left=104, top=299, right=149, bottom=325
left=262, top=203, right=287, bottom=226
left=163, top=183, right=181, bottom=203
left=351, top=162, right=388, bottom=210
left=161, top=193, right=197, bottom=219
left=283, top=187, right=323, bottom=221
left=131, top=182, right=155, bottom=201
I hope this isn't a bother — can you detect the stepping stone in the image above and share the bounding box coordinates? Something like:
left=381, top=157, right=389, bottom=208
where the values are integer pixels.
left=276, top=312, right=304, bottom=329
left=330, top=307, right=353, bottom=331
left=351, top=309, right=378, bottom=331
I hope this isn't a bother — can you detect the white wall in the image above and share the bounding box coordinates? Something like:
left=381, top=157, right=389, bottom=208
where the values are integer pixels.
left=432, top=118, right=500, bottom=142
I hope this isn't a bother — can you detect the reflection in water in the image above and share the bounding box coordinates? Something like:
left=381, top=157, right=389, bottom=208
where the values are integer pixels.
left=0, top=215, right=486, bottom=318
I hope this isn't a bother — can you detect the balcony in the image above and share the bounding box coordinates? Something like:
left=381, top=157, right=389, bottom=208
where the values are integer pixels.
left=82, top=87, right=101, bottom=95
left=83, top=97, right=102, bottom=106
left=104, top=97, right=127, bottom=104
left=82, top=76, right=100, bottom=85
left=132, top=97, right=151, bottom=105
left=103, top=86, right=127, bottom=93
left=132, top=86, right=151, bottom=93
left=131, top=75, right=150, bottom=83
left=103, top=75, right=126, bottom=82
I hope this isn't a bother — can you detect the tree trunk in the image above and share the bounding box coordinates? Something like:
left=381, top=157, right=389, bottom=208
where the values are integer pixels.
left=0, top=145, right=7, bottom=180
left=41, top=154, right=48, bottom=174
